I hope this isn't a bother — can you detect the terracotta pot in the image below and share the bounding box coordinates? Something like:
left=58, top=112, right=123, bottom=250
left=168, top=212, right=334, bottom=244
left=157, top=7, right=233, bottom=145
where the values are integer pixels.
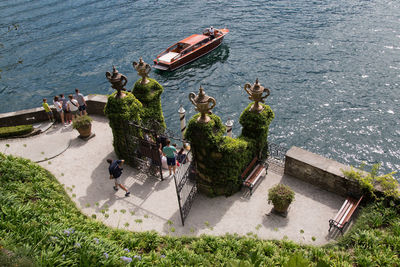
left=76, top=124, right=91, bottom=138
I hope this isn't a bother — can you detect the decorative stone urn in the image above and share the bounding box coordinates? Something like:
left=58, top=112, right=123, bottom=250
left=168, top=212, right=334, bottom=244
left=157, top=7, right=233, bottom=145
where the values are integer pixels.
left=189, top=86, right=216, bottom=123
left=132, top=57, right=151, bottom=85
left=105, top=66, right=128, bottom=99
left=244, top=78, right=270, bottom=112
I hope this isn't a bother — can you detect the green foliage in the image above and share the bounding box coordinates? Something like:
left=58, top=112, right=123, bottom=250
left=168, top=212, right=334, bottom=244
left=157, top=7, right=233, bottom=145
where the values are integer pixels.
left=0, top=247, right=35, bottom=267
left=72, top=115, right=93, bottom=129
left=185, top=102, right=273, bottom=196
left=342, top=163, right=400, bottom=199
left=268, top=184, right=295, bottom=211
left=284, top=252, right=310, bottom=267
left=105, top=79, right=166, bottom=165
left=132, top=78, right=166, bottom=133
left=0, top=125, right=33, bottom=138
left=2, top=153, right=400, bottom=265
left=185, top=114, right=254, bottom=196
left=239, top=103, right=274, bottom=157
left=104, top=91, right=143, bottom=162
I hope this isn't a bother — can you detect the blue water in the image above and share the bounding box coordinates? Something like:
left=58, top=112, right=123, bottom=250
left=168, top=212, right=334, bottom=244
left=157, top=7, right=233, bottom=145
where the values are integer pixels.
left=1, top=0, right=399, bottom=177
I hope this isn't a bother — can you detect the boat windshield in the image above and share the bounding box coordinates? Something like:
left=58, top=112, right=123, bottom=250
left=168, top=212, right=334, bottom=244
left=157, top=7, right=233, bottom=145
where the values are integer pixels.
left=168, top=43, right=190, bottom=53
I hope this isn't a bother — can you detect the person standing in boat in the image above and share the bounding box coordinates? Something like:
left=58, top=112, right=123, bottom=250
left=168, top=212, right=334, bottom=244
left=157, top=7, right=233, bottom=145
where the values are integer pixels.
left=208, top=26, right=215, bottom=39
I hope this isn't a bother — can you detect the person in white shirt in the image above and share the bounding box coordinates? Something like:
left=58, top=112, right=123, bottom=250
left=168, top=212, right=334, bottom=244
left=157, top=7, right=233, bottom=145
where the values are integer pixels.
left=208, top=26, right=215, bottom=39
left=53, top=96, right=65, bottom=125
left=67, top=94, right=79, bottom=121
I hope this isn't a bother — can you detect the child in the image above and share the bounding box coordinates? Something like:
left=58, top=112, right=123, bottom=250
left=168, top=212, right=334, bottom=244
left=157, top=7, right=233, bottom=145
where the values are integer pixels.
left=42, top=98, right=54, bottom=122
left=177, top=148, right=188, bottom=164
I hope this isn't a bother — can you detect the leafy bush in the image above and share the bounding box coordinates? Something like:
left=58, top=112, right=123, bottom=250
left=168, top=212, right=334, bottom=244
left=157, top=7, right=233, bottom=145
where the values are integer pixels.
left=72, top=115, right=93, bottom=129
left=0, top=125, right=33, bottom=138
left=268, top=184, right=295, bottom=211
left=342, top=163, right=400, bottom=199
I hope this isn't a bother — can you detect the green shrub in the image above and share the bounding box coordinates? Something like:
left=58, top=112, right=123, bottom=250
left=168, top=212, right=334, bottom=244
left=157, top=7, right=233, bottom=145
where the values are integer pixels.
left=268, top=184, right=295, bottom=211
left=342, top=163, right=400, bottom=199
left=72, top=115, right=93, bottom=129
left=0, top=125, right=33, bottom=138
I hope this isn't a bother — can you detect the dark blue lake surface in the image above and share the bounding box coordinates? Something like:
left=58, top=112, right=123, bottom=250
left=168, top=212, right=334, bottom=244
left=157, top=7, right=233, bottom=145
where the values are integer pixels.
left=1, top=0, right=399, bottom=176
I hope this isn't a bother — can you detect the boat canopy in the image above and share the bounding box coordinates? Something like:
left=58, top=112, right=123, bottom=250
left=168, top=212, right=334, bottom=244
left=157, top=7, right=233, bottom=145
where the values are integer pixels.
left=180, top=34, right=209, bottom=45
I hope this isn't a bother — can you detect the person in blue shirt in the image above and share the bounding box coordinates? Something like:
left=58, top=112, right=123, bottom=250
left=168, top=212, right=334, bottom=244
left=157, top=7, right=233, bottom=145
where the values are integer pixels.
left=107, top=159, right=130, bottom=197
left=162, top=139, right=177, bottom=176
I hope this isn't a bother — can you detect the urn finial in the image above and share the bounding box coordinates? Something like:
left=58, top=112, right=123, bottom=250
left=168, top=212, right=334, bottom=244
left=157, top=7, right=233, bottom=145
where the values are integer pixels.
left=243, top=78, right=270, bottom=112
left=188, top=86, right=216, bottom=123
left=105, top=65, right=128, bottom=99
left=132, top=57, right=151, bottom=84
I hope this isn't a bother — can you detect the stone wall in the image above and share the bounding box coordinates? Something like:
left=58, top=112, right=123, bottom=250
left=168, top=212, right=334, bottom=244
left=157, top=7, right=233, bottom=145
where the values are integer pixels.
left=0, top=94, right=108, bottom=127
left=284, top=146, right=363, bottom=198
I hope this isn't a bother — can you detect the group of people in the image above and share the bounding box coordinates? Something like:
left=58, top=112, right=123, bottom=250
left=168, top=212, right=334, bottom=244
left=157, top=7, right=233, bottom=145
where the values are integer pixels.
left=42, top=88, right=87, bottom=126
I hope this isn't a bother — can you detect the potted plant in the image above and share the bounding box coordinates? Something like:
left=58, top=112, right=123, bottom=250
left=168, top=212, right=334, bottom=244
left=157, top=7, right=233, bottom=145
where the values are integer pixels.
left=268, top=184, right=295, bottom=214
left=72, top=115, right=93, bottom=138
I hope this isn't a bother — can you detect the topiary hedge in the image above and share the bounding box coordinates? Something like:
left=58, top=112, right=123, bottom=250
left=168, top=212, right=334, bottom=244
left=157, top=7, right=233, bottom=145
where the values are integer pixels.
left=0, top=124, right=33, bottom=138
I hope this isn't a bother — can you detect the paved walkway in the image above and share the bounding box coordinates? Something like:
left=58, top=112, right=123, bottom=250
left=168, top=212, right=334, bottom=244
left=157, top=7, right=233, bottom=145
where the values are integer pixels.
left=0, top=115, right=344, bottom=245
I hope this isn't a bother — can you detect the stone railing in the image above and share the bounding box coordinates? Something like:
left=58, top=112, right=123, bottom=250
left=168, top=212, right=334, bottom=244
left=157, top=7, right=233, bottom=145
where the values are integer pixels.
left=284, top=146, right=363, bottom=198
left=0, top=94, right=108, bottom=127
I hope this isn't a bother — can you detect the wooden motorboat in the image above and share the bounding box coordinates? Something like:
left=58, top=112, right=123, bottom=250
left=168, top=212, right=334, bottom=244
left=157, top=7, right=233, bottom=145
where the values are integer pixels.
left=153, top=28, right=229, bottom=71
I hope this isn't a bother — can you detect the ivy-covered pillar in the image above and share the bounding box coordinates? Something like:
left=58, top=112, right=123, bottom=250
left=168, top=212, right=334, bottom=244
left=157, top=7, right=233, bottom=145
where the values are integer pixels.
left=104, top=92, right=143, bottom=165
left=132, top=57, right=166, bottom=132
left=240, top=79, right=275, bottom=158
left=185, top=87, right=254, bottom=197
left=104, top=66, right=143, bottom=166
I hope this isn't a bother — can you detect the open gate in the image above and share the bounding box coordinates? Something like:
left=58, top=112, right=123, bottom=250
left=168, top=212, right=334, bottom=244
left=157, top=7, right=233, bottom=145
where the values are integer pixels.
left=173, top=150, right=197, bottom=226
left=122, top=119, right=197, bottom=225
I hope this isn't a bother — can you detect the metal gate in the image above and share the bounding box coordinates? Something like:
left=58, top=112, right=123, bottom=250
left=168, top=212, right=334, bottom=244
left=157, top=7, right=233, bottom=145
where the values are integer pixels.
left=173, top=150, right=197, bottom=226
left=122, top=120, right=167, bottom=180
left=122, top=119, right=198, bottom=225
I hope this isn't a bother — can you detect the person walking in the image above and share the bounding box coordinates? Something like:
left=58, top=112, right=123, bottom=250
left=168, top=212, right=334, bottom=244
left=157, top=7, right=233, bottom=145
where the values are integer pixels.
left=74, top=88, right=87, bottom=115
left=162, top=139, right=177, bottom=176
left=107, top=159, right=130, bottom=196
left=53, top=96, right=65, bottom=125
left=42, top=98, right=54, bottom=122
left=67, top=94, right=79, bottom=121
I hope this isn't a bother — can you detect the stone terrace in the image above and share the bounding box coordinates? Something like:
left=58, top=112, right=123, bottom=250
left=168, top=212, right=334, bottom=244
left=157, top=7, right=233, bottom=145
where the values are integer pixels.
left=0, top=115, right=345, bottom=245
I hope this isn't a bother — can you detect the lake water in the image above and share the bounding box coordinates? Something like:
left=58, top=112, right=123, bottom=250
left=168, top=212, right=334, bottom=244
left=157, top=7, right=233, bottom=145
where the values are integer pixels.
left=1, top=0, right=399, bottom=177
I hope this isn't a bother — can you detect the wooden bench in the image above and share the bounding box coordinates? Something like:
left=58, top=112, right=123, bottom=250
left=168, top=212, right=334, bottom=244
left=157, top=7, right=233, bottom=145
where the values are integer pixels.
left=329, top=195, right=363, bottom=233
left=240, top=157, right=268, bottom=195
